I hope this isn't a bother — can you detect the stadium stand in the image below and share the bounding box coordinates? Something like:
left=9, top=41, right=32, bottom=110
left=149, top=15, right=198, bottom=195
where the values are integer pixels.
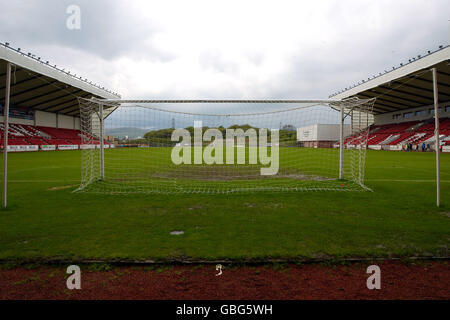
left=0, top=123, right=107, bottom=150
left=1, top=42, right=120, bottom=152
left=343, top=117, right=450, bottom=149
left=331, top=44, right=449, bottom=154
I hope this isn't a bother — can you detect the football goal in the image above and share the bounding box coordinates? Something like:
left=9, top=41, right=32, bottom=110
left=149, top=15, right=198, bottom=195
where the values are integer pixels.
left=76, top=97, right=374, bottom=194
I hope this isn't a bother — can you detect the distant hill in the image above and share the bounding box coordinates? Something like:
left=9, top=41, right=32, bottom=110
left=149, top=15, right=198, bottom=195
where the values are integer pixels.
left=105, top=127, right=148, bottom=139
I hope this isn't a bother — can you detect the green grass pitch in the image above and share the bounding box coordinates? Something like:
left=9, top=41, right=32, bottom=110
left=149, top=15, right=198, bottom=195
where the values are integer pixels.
left=0, top=149, right=449, bottom=261
left=81, top=147, right=366, bottom=193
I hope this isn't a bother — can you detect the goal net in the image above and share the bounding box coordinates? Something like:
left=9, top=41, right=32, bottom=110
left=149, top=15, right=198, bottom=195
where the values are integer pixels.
left=77, top=98, right=374, bottom=194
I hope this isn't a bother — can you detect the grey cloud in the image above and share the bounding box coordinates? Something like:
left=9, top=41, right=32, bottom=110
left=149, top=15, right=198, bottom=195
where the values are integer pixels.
left=199, top=51, right=240, bottom=74
left=260, top=7, right=449, bottom=99
left=0, top=0, right=173, bottom=61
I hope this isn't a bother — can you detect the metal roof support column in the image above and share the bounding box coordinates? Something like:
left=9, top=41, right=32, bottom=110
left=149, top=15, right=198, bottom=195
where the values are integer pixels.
left=3, top=62, right=11, bottom=208
left=339, top=106, right=344, bottom=180
left=432, top=67, right=440, bottom=207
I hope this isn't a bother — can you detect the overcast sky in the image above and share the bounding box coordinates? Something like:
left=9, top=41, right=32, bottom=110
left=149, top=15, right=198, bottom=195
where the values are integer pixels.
left=1, top=0, right=449, bottom=102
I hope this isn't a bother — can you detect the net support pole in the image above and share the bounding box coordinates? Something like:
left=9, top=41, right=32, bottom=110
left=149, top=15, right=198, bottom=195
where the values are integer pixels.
left=339, top=105, right=344, bottom=179
left=3, top=62, right=11, bottom=208
left=99, top=102, right=105, bottom=180
left=432, top=67, right=440, bottom=207
left=350, top=110, right=353, bottom=134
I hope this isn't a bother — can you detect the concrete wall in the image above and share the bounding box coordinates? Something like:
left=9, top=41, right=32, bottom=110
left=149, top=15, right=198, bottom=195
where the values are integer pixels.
left=35, top=110, right=57, bottom=127
left=0, top=111, right=80, bottom=129
left=74, top=117, right=80, bottom=130
left=374, top=102, right=450, bottom=125
left=0, top=116, right=33, bottom=126
left=58, top=114, right=73, bottom=129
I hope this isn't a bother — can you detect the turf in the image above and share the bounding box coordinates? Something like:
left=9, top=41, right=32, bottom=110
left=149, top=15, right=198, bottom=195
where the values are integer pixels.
left=0, top=149, right=448, bottom=261
left=81, top=147, right=364, bottom=193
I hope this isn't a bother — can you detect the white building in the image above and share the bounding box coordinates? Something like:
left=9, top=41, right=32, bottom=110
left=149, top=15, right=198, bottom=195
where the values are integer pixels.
left=297, top=124, right=351, bottom=148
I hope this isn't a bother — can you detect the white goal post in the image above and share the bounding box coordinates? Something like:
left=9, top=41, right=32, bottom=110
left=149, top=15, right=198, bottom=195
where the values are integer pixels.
left=77, top=97, right=375, bottom=194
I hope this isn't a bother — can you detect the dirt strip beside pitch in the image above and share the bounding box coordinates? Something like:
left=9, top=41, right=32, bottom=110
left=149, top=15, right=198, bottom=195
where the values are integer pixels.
left=0, top=261, right=448, bottom=300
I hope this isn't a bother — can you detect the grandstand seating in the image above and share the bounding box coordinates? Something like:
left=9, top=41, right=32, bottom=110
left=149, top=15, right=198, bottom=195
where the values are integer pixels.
left=341, top=117, right=450, bottom=149
left=0, top=123, right=107, bottom=149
